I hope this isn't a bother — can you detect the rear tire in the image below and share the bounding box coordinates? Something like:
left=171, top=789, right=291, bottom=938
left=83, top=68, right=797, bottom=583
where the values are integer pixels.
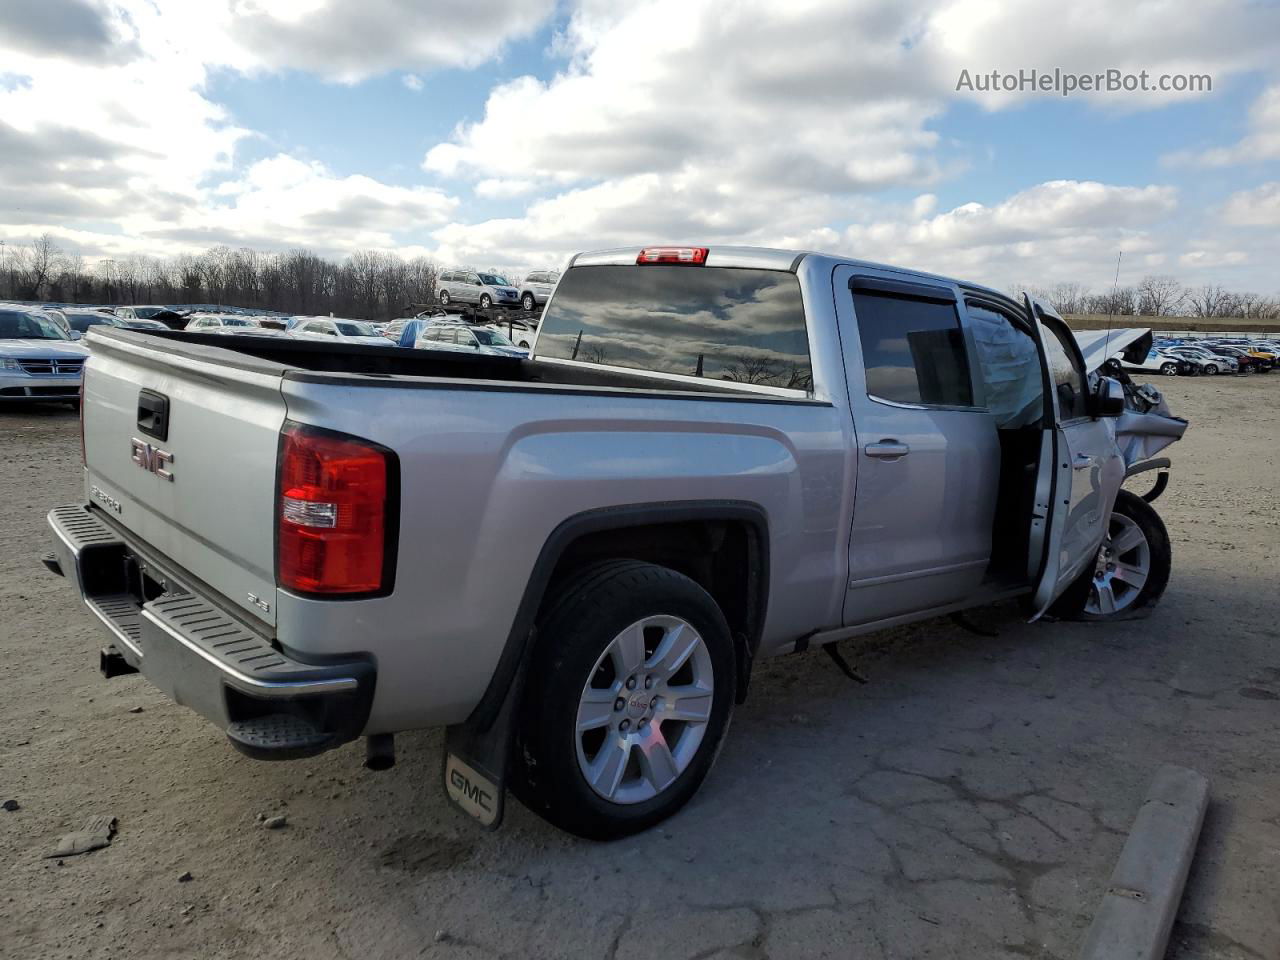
left=479, top=294, right=492, bottom=310
left=1049, top=490, right=1171, bottom=621
left=511, top=560, right=736, bottom=840
left=438, top=290, right=450, bottom=306
left=521, top=293, right=535, bottom=311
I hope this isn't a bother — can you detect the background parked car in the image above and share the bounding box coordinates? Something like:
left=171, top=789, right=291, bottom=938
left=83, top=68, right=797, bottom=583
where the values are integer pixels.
left=518, top=270, right=559, bottom=311
left=385, top=313, right=445, bottom=344
left=484, top=317, right=538, bottom=350
left=415, top=320, right=527, bottom=357
left=0, top=307, right=88, bottom=405
left=184, top=313, right=281, bottom=334
left=1119, top=349, right=1192, bottom=377
left=1164, top=346, right=1234, bottom=375
left=290, top=316, right=391, bottom=346
left=437, top=270, right=521, bottom=310
left=56, top=309, right=127, bottom=340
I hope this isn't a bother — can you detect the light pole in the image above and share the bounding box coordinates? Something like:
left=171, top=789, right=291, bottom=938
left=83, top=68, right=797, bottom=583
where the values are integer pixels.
left=102, top=258, right=116, bottom=304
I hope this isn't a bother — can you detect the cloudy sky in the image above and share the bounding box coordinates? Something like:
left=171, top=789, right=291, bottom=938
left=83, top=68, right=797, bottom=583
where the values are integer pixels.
left=1, top=0, right=1278, bottom=291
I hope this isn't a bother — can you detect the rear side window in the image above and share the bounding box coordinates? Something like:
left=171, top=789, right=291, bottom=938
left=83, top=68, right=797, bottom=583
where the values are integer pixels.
left=537, top=265, right=812, bottom=391
left=852, top=290, right=974, bottom=406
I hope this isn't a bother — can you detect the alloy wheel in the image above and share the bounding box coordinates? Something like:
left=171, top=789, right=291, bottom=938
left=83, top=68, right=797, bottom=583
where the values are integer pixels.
left=575, top=615, right=714, bottom=805
left=1085, top=514, right=1152, bottom=616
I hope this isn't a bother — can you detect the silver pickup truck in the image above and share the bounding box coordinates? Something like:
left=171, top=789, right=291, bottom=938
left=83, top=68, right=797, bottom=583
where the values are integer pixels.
left=45, top=245, right=1186, bottom=839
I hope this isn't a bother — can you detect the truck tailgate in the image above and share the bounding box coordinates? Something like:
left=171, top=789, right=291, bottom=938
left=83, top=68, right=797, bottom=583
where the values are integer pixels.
left=82, top=333, right=287, bottom=627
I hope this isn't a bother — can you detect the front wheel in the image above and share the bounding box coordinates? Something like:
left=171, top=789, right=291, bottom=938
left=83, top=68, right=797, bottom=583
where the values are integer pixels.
left=438, top=290, right=450, bottom=306
left=1160, top=362, right=1179, bottom=376
left=521, top=293, right=535, bottom=311
left=1203, top=363, right=1218, bottom=375
left=1050, top=490, right=1171, bottom=621
left=512, top=560, right=736, bottom=840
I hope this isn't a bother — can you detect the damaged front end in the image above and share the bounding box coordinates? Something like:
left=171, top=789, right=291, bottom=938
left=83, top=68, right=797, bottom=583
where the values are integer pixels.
left=1081, top=327, right=1189, bottom=502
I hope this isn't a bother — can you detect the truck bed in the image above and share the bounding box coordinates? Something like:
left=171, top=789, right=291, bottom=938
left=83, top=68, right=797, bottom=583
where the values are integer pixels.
left=122, top=329, right=775, bottom=399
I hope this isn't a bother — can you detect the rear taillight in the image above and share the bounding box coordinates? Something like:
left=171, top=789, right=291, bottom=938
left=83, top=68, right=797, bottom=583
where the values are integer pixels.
left=636, top=246, right=708, bottom=265
left=277, top=423, right=395, bottom=596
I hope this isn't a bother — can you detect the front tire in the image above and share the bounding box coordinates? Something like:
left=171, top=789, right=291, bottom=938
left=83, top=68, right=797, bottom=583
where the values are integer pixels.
left=1160, top=362, right=1179, bottom=376
left=512, top=560, right=736, bottom=840
left=1203, top=363, right=1218, bottom=375
left=1050, top=490, right=1171, bottom=621
left=438, top=290, right=450, bottom=306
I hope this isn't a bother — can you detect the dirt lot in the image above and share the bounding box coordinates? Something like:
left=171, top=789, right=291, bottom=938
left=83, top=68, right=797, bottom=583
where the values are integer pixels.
left=2, top=376, right=1278, bottom=960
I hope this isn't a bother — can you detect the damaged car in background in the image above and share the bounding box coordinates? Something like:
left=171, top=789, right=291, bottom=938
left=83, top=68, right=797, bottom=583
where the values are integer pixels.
left=44, top=245, right=1186, bottom=839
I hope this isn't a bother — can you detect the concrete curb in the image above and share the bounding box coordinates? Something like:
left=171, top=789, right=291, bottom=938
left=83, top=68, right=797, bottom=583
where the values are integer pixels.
left=1078, top=764, right=1209, bottom=960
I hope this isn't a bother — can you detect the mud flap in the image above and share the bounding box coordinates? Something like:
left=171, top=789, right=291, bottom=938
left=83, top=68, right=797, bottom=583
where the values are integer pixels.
left=442, top=628, right=535, bottom=830
left=443, top=745, right=504, bottom=828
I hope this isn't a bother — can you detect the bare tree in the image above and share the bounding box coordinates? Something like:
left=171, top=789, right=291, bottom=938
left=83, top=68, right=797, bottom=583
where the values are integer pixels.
left=1048, top=282, right=1088, bottom=315
left=1136, top=275, right=1184, bottom=317
left=16, top=234, right=63, bottom=299
left=1085, top=286, right=1136, bottom=316
left=1187, top=284, right=1232, bottom=318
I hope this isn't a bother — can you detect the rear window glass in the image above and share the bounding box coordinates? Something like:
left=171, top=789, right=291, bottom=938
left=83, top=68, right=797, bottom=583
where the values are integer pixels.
left=852, top=291, right=973, bottom=406
left=537, top=265, right=812, bottom=391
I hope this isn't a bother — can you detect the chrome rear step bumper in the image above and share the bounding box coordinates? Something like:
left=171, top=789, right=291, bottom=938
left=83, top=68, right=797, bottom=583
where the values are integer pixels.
left=45, top=504, right=375, bottom=759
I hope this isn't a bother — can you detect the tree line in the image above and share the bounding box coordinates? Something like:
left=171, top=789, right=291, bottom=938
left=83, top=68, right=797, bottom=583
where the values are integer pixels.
left=0, top=234, right=524, bottom=321
left=1, top=233, right=1276, bottom=322
left=1019, top=275, right=1280, bottom=320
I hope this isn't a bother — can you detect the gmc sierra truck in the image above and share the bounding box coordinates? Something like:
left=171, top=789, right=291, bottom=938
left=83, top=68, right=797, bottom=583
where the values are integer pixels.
left=45, top=245, right=1187, bottom=839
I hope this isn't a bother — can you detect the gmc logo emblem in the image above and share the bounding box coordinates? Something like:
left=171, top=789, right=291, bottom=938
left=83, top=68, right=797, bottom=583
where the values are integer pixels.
left=130, top=437, right=175, bottom=481
left=449, top=768, right=493, bottom=813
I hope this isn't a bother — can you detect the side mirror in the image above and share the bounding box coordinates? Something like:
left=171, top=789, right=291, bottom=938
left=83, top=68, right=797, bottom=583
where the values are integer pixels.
left=69, top=330, right=82, bottom=341
left=1094, top=376, right=1125, bottom=417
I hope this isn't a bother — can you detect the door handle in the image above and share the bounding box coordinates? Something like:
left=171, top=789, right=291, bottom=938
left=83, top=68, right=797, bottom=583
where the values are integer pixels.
left=865, top=440, right=910, bottom=459
left=1073, top=453, right=1095, bottom=470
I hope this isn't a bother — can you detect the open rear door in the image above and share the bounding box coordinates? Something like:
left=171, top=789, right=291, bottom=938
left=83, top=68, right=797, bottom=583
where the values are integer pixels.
left=1022, top=294, right=1076, bottom=620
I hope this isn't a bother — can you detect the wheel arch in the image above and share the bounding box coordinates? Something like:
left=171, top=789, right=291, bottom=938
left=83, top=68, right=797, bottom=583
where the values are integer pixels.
left=467, top=500, right=770, bottom=731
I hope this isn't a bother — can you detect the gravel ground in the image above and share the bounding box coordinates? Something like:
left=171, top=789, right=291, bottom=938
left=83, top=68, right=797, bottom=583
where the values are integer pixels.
left=1, top=375, right=1277, bottom=960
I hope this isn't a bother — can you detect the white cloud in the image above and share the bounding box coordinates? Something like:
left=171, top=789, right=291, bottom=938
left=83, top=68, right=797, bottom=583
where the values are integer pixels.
left=924, top=0, right=1278, bottom=109
left=0, top=0, right=473, bottom=258
left=1165, top=84, right=1280, bottom=167
left=168, top=154, right=458, bottom=252
left=2, top=0, right=1279, bottom=296
left=215, top=0, right=557, bottom=82
left=838, top=180, right=1179, bottom=289
left=1221, top=182, right=1280, bottom=226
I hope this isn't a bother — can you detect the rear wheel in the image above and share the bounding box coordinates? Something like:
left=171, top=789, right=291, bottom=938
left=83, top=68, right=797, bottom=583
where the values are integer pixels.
left=438, top=290, right=450, bottom=306
left=1050, top=490, right=1171, bottom=621
left=512, top=560, right=735, bottom=840
left=479, top=294, right=492, bottom=310
left=521, top=293, right=535, bottom=311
